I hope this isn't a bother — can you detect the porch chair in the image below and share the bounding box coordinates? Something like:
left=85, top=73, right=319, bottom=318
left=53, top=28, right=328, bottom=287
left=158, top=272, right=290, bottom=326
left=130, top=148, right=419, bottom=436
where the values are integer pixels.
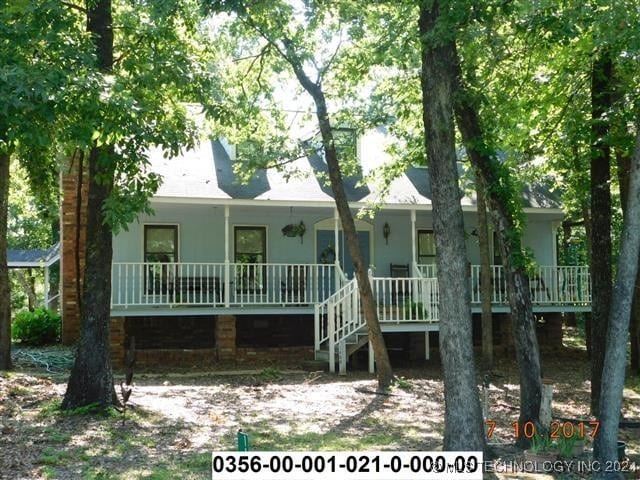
left=530, top=274, right=550, bottom=303
left=281, top=265, right=307, bottom=304
left=390, top=263, right=410, bottom=304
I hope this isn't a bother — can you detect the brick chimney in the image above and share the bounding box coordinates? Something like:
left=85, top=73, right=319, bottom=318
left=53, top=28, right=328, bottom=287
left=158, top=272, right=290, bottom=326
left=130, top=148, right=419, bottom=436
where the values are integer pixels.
left=60, top=155, right=88, bottom=344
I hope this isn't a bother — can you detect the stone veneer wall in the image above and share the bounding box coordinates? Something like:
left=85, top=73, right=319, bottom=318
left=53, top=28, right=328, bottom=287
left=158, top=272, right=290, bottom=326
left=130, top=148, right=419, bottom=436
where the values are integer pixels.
left=60, top=159, right=88, bottom=344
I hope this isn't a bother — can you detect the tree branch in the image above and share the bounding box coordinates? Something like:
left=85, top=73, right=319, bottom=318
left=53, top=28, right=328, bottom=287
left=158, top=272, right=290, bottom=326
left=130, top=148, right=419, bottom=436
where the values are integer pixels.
left=61, top=1, right=87, bottom=14
left=317, top=31, right=343, bottom=83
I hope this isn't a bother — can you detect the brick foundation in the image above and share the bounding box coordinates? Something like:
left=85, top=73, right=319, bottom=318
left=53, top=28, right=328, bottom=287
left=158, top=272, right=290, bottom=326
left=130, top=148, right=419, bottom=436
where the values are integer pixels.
left=133, top=348, right=218, bottom=368
left=110, top=317, right=125, bottom=368
left=61, top=157, right=88, bottom=344
left=236, top=346, right=314, bottom=364
left=216, top=315, right=236, bottom=360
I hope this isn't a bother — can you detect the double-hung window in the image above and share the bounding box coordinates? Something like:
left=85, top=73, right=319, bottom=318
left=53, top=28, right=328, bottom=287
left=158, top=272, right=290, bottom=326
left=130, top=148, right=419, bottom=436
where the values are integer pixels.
left=234, top=226, right=266, bottom=293
left=144, top=225, right=178, bottom=294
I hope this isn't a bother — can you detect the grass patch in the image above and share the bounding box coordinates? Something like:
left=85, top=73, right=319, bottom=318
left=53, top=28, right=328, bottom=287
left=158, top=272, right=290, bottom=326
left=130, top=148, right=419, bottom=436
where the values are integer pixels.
left=258, top=367, right=282, bottom=381
left=82, top=453, right=211, bottom=480
left=393, top=376, right=413, bottom=391
left=45, top=430, right=72, bottom=443
left=37, top=447, right=79, bottom=466
left=37, top=399, right=62, bottom=418
left=251, top=429, right=399, bottom=451
left=8, top=385, right=31, bottom=396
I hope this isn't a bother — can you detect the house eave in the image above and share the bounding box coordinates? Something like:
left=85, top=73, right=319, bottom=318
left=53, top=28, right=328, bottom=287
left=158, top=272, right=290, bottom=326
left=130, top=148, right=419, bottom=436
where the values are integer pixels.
left=150, top=196, right=563, bottom=215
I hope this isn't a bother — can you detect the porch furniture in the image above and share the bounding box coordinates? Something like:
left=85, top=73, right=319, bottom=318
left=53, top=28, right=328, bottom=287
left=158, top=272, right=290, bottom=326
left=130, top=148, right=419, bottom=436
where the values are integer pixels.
left=235, top=263, right=265, bottom=294
left=145, top=262, right=176, bottom=295
left=530, top=274, right=550, bottom=302
left=390, top=263, right=410, bottom=304
left=145, top=268, right=223, bottom=303
left=177, top=276, right=223, bottom=303
left=281, top=265, right=307, bottom=304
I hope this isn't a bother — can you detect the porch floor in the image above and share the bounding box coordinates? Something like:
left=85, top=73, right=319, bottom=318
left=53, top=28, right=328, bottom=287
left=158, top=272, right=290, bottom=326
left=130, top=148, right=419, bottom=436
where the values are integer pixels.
left=111, top=305, right=315, bottom=317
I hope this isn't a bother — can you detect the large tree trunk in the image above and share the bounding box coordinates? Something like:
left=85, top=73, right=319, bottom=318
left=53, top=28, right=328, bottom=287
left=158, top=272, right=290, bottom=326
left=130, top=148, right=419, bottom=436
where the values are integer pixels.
left=594, top=132, right=640, bottom=477
left=477, top=180, right=493, bottom=369
left=616, top=149, right=640, bottom=374
left=0, top=152, right=12, bottom=370
left=589, top=54, right=613, bottom=416
left=582, top=201, right=592, bottom=357
left=418, top=0, right=485, bottom=451
left=62, top=0, right=117, bottom=409
left=280, top=41, right=394, bottom=391
left=62, top=147, right=117, bottom=408
left=452, top=46, right=542, bottom=446
left=15, top=269, right=37, bottom=311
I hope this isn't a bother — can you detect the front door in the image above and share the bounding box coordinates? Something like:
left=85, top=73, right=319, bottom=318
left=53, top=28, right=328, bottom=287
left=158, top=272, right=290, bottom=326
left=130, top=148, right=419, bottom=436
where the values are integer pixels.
left=316, top=229, right=371, bottom=278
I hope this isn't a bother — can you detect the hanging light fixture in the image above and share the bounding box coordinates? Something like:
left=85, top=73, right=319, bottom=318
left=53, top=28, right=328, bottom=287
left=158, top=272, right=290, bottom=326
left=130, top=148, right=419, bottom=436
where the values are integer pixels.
left=383, top=222, right=391, bottom=245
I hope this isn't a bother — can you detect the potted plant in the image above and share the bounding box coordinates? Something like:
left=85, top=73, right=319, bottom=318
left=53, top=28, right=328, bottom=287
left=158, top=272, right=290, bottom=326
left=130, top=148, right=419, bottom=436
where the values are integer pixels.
left=524, top=434, right=558, bottom=473
left=403, top=300, right=428, bottom=319
left=556, top=432, right=585, bottom=459
left=281, top=221, right=306, bottom=243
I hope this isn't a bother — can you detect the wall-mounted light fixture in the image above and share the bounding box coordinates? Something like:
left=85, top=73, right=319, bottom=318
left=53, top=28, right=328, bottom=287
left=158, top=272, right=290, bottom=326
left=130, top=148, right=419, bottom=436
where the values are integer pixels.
left=383, top=222, right=391, bottom=245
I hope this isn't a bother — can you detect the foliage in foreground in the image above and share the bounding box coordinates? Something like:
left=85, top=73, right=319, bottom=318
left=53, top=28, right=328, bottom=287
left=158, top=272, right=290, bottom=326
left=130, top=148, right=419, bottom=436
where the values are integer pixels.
left=12, top=308, right=60, bottom=346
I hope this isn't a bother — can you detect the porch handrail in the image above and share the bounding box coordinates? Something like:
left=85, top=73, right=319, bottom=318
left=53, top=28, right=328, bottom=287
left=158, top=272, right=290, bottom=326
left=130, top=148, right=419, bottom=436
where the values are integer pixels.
left=313, top=277, right=361, bottom=372
left=335, top=264, right=348, bottom=287
left=45, top=293, right=60, bottom=310
left=412, top=261, right=423, bottom=278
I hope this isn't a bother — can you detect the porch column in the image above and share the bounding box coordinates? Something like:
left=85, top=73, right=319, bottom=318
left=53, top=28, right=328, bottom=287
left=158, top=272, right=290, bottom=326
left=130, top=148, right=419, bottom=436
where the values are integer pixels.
left=411, top=210, right=416, bottom=275
left=425, top=331, right=430, bottom=360
left=44, top=265, right=50, bottom=308
left=368, top=340, right=375, bottom=373
left=224, top=205, right=230, bottom=307
left=334, top=208, right=340, bottom=290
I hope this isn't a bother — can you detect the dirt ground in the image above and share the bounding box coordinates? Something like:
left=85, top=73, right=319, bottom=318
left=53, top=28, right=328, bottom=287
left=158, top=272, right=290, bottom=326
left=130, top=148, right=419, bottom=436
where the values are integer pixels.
left=1, top=334, right=640, bottom=479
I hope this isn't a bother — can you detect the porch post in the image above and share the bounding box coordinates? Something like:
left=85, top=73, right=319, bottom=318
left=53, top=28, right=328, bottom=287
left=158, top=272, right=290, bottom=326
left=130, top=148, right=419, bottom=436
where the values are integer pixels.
left=368, top=340, right=375, bottom=373
left=224, top=205, right=230, bottom=307
left=411, top=209, right=416, bottom=275
left=425, top=331, right=430, bottom=360
left=44, top=265, right=50, bottom=308
left=334, top=208, right=340, bottom=290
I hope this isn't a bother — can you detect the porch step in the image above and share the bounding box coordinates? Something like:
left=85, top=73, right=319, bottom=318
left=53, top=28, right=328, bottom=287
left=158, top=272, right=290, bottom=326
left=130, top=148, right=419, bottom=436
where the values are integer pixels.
left=346, top=332, right=369, bottom=356
left=314, top=327, right=369, bottom=364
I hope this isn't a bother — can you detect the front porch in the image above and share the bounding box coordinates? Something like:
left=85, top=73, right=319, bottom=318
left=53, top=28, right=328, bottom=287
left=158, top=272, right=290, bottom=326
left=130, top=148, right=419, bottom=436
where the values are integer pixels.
left=109, top=261, right=590, bottom=372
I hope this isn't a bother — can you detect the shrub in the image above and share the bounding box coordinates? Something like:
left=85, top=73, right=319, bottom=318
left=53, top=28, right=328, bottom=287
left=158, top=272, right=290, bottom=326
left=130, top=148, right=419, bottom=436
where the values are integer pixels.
left=12, top=308, right=61, bottom=345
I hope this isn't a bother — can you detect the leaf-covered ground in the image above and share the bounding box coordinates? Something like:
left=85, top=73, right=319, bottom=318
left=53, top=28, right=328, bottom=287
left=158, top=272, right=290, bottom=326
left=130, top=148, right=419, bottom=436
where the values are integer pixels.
left=1, top=330, right=639, bottom=479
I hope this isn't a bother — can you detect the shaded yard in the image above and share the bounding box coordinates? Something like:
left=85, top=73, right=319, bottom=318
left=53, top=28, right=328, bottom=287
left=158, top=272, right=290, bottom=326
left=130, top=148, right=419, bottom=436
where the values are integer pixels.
left=1, top=330, right=640, bottom=479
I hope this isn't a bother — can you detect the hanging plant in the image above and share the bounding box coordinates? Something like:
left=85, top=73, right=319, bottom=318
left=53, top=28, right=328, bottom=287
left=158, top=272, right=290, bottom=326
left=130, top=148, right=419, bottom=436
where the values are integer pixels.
left=282, top=221, right=306, bottom=243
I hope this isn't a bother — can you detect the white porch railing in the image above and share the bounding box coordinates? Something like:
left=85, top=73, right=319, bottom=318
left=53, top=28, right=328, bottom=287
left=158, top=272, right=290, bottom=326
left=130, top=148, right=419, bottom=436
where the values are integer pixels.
left=314, top=274, right=440, bottom=373
left=370, top=276, right=439, bottom=324
left=111, top=262, right=336, bottom=307
left=418, top=263, right=591, bottom=305
left=416, top=263, right=437, bottom=278
left=466, top=264, right=591, bottom=305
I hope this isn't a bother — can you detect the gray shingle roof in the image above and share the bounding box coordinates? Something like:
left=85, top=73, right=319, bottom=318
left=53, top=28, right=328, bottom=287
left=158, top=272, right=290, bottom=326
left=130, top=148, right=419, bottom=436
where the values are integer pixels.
left=7, top=242, right=60, bottom=267
left=148, top=131, right=560, bottom=210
